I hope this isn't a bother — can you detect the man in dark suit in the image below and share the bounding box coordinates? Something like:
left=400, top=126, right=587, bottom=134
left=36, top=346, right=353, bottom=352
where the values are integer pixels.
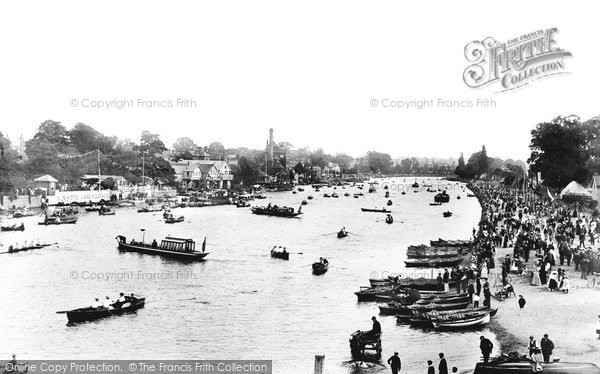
left=438, top=353, right=448, bottom=374
left=540, top=334, right=554, bottom=363
left=387, top=352, right=401, bottom=374
left=479, top=335, right=494, bottom=363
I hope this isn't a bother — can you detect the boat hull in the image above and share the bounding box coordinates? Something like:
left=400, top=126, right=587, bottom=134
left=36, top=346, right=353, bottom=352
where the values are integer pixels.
left=117, top=241, right=209, bottom=261
left=432, top=313, right=490, bottom=328
left=66, top=299, right=146, bottom=323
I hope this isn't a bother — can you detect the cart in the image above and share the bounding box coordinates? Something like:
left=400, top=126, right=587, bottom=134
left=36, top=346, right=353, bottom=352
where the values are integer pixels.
left=349, top=330, right=382, bottom=360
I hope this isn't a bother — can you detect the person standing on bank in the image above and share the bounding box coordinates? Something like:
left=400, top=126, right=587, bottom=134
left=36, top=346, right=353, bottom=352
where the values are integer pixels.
left=387, top=352, right=401, bottom=374
left=438, top=353, right=448, bottom=374
left=443, top=269, right=450, bottom=293
left=540, top=334, right=554, bottom=363
left=480, top=336, right=494, bottom=363
left=518, top=295, right=526, bottom=316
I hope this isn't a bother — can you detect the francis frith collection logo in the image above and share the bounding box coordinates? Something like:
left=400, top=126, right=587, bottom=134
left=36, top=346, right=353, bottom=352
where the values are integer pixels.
left=463, top=28, right=572, bottom=92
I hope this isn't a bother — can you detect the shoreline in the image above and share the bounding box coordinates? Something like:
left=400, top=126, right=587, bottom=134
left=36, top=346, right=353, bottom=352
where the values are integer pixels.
left=468, top=183, right=600, bottom=366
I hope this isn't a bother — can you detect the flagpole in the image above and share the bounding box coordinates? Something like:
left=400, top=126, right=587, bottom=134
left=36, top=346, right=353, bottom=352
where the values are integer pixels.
left=97, top=148, right=101, bottom=189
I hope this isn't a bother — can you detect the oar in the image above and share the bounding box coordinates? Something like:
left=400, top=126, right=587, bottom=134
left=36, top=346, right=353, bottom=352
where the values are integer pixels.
left=348, top=232, right=360, bottom=236
left=321, top=232, right=339, bottom=236
left=56, top=311, right=68, bottom=314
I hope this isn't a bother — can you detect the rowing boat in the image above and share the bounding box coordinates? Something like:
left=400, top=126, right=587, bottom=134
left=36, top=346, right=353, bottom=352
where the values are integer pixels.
left=404, top=255, right=466, bottom=268
left=61, top=298, right=146, bottom=323
left=271, top=248, right=289, bottom=260
left=361, top=208, right=390, bottom=213
left=431, top=311, right=490, bottom=328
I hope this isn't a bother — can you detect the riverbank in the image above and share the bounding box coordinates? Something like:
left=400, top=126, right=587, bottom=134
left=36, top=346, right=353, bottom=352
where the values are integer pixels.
left=487, top=246, right=600, bottom=365
left=467, top=183, right=600, bottom=366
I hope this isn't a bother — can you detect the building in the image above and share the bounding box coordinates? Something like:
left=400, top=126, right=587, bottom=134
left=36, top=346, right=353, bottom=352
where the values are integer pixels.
left=80, top=175, right=128, bottom=189
left=34, top=174, right=58, bottom=195
left=171, top=159, right=233, bottom=190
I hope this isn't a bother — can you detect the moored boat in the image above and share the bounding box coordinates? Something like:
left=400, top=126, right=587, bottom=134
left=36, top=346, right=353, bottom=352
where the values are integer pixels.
left=431, top=311, right=490, bottom=328
left=443, top=211, right=453, bottom=217
left=404, top=255, right=466, bottom=268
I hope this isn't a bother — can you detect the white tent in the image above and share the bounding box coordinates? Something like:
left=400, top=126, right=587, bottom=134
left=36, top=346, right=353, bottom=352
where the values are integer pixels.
left=560, top=181, right=591, bottom=198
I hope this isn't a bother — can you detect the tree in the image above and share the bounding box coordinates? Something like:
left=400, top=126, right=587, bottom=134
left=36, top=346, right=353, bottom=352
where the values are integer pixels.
left=136, top=131, right=174, bottom=184
left=234, top=156, right=261, bottom=185
left=333, top=153, right=354, bottom=173
left=0, top=132, right=20, bottom=193
left=278, top=142, right=294, bottom=153
left=366, top=151, right=392, bottom=174
left=466, top=146, right=491, bottom=177
left=69, top=123, right=115, bottom=154
left=308, top=148, right=330, bottom=169
left=139, top=131, right=168, bottom=156
left=207, top=142, right=225, bottom=159
left=528, top=115, right=599, bottom=188
left=34, top=120, right=69, bottom=145
left=173, top=137, right=197, bottom=155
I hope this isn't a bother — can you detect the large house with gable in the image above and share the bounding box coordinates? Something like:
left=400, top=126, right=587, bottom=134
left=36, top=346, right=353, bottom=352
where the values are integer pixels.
left=171, top=159, right=233, bottom=190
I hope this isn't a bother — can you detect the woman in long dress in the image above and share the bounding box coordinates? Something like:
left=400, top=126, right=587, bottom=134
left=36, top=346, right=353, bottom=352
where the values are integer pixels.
left=531, top=266, right=541, bottom=286
left=548, top=271, right=558, bottom=291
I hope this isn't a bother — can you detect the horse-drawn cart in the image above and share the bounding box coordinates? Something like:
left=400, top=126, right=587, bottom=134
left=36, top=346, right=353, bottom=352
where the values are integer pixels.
left=349, top=330, right=382, bottom=360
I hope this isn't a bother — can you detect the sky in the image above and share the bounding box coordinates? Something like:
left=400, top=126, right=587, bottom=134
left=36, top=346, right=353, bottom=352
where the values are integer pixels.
left=0, top=1, right=598, bottom=162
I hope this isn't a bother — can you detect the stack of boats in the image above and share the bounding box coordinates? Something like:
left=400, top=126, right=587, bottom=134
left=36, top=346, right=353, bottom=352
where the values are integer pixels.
left=355, top=282, right=496, bottom=329
left=404, top=239, right=472, bottom=268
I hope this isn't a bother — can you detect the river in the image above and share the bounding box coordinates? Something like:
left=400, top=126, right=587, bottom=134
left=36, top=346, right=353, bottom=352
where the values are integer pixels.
left=0, top=177, right=497, bottom=373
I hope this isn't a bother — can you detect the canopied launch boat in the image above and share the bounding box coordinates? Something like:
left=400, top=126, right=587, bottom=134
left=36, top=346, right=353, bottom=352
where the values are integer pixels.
left=116, top=235, right=209, bottom=260
left=251, top=204, right=302, bottom=217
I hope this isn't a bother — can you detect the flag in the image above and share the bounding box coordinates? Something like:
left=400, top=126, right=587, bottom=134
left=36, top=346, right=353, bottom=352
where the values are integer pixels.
left=547, top=188, right=554, bottom=202
left=202, top=236, right=206, bottom=252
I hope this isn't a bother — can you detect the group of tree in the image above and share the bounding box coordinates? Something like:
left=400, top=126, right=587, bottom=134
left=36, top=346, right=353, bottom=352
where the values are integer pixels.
left=529, top=115, right=600, bottom=189
left=0, top=120, right=177, bottom=192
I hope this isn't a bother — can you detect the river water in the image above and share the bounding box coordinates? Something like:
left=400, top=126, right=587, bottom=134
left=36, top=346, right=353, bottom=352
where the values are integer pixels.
left=0, top=177, right=497, bottom=373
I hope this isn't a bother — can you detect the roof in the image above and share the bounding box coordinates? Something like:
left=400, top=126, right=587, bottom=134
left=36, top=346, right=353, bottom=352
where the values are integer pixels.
left=198, top=163, right=217, bottom=174
left=34, top=174, right=58, bottom=183
left=81, top=175, right=127, bottom=181
left=560, top=181, right=591, bottom=197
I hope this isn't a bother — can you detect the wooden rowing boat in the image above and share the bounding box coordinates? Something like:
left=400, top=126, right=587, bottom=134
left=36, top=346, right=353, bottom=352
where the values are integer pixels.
left=432, top=311, right=490, bottom=328
left=312, top=261, right=328, bottom=275
left=61, top=298, right=146, bottom=323
left=361, top=208, right=390, bottom=213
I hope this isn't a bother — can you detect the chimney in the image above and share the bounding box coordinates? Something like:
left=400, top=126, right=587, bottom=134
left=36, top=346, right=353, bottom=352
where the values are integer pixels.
left=268, top=128, right=274, bottom=162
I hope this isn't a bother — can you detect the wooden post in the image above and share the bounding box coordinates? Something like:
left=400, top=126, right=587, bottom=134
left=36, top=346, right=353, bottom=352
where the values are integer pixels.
left=314, top=355, right=324, bottom=374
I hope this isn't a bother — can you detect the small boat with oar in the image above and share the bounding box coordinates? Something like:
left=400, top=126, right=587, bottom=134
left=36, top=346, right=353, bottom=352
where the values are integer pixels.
left=323, top=193, right=331, bottom=198
left=344, top=192, right=350, bottom=197
left=312, top=258, right=329, bottom=275
left=301, top=200, right=308, bottom=205
left=361, top=208, right=390, bottom=213
left=164, top=214, right=185, bottom=224
left=236, top=201, right=251, bottom=208
left=270, top=246, right=289, bottom=260
left=332, top=193, right=339, bottom=198
left=58, top=296, right=146, bottom=324
left=1, top=222, right=25, bottom=231
left=337, top=228, right=348, bottom=238
left=386, top=200, right=393, bottom=206
left=401, top=191, right=406, bottom=195
left=307, top=195, right=314, bottom=200
left=385, top=214, right=394, bottom=224
left=443, top=211, right=453, bottom=218
left=98, top=207, right=115, bottom=216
